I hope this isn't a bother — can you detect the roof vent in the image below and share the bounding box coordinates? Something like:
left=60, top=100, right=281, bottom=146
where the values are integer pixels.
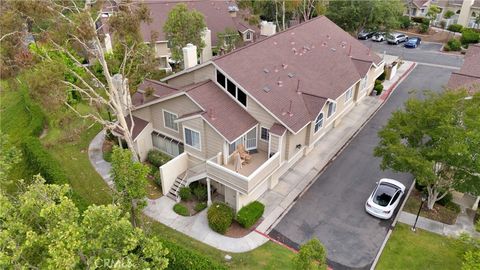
left=263, top=68, right=269, bottom=73
left=303, top=45, right=311, bottom=51
left=263, top=86, right=271, bottom=92
left=311, top=45, right=315, bottom=49
left=331, top=48, right=336, bottom=52
left=290, top=41, right=295, bottom=45
left=282, top=64, right=288, bottom=69
left=322, top=42, right=327, bottom=46
left=291, top=32, right=295, bottom=35
left=274, top=68, right=279, bottom=73
left=277, top=80, right=283, bottom=87
left=327, top=34, right=331, bottom=40
left=288, top=73, right=295, bottom=78
left=292, top=47, right=297, bottom=53
left=273, top=41, right=278, bottom=45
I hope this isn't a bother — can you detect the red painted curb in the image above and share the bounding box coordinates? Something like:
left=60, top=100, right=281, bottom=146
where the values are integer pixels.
left=380, top=62, right=417, bottom=101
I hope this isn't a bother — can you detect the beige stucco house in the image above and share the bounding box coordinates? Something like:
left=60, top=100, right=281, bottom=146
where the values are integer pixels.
left=125, top=16, right=385, bottom=212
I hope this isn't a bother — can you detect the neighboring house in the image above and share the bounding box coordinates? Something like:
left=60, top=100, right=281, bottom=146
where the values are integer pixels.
left=405, top=0, right=480, bottom=29
left=447, top=43, right=480, bottom=91
left=100, top=0, right=264, bottom=71
left=125, top=16, right=385, bottom=212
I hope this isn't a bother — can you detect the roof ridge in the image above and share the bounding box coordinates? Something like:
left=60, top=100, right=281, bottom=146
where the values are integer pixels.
left=213, top=16, right=327, bottom=62
left=144, top=78, right=180, bottom=90
left=301, top=92, right=329, bottom=100
left=183, top=79, right=212, bottom=92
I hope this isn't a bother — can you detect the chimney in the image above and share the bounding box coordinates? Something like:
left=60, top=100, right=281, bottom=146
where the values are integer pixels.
left=228, top=5, right=238, bottom=17
left=260, top=21, right=276, bottom=36
left=182, top=43, right=197, bottom=70
left=200, top=28, right=212, bottom=63
left=112, top=74, right=131, bottom=115
left=104, top=33, right=113, bottom=53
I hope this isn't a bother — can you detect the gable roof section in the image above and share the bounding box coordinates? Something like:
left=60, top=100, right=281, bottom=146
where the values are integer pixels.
left=447, top=44, right=480, bottom=92
left=132, top=79, right=180, bottom=107
left=213, top=16, right=381, bottom=133
left=114, top=115, right=149, bottom=141
left=139, top=0, right=257, bottom=45
left=185, top=80, right=258, bottom=142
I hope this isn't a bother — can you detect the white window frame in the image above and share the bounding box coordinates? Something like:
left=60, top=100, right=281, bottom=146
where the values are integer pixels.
left=314, top=113, right=324, bottom=133
left=183, top=126, right=201, bottom=151
left=245, top=31, right=252, bottom=41
left=345, top=87, right=353, bottom=102
left=162, top=109, right=179, bottom=132
left=215, top=69, right=248, bottom=107
left=327, top=102, right=336, bottom=119
left=260, top=126, right=269, bottom=142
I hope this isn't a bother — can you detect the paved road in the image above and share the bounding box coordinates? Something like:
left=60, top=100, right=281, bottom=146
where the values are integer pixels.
left=359, top=39, right=464, bottom=68
left=270, top=55, right=461, bottom=268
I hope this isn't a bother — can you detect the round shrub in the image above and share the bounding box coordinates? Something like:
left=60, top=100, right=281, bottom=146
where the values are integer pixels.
left=236, top=201, right=265, bottom=229
left=445, top=38, right=461, bottom=51
left=173, top=203, right=190, bottom=216
left=461, top=28, right=480, bottom=45
left=444, top=10, right=454, bottom=19
left=399, top=16, right=411, bottom=29
left=194, top=202, right=207, bottom=212
left=374, top=83, right=384, bottom=95
left=448, top=24, right=463, bottom=33
left=147, top=149, right=171, bottom=167
left=179, top=187, right=192, bottom=201
left=207, top=202, right=234, bottom=234
left=193, top=185, right=208, bottom=201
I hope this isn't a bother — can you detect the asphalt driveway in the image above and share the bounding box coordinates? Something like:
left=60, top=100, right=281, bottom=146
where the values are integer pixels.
left=270, top=64, right=458, bottom=269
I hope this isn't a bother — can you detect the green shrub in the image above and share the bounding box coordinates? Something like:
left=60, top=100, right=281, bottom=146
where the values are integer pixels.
left=419, top=21, right=430, bottom=33
left=153, top=170, right=161, bottom=186
left=399, top=16, right=411, bottom=29
left=147, top=149, right=171, bottom=167
left=445, top=202, right=461, bottom=213
left=476, top=219, right=480, bottom=232
left=173, top=203, right=190, bottom=216
left=161, top=240, right=227, bottom=270
left=444, top=10, right=454, bottom=19
left=179, top=187, right=192, bottom=201
left=375, top=79, right=382, bottom=86
left=236, top=201, right=265, bottom=229
left=194, top=202, right=207, bottom=212
left=374, top=83, right=384, bottom=95
left=439, top=20, right=447, bottom=29
left=207, top=202, right=234, bottom=234
left=445, top=38, right=462, bottom=51
left=461, top=28, right=480, bottom=45
left=293, top=238, right=327, bottom=270
left=103, top=149, right=112, bottom=162
left=193, top=184, right=208, bottom=201
left=448, top=24, right=463, bottom=33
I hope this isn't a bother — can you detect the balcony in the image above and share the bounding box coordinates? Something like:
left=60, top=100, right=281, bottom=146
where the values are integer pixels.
left=206, top=151, right=281, bottom=194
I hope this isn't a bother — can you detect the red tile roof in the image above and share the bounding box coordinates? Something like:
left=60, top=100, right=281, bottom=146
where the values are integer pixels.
left=269, top=123, right=287, bottom=136
left=114, top=115, right=149, bottom=141
left=185, top=80, right=257, bottom=142
left=213, top=16, right=382, bottom=133
left=133, top=79, right=180, bottom=106
left=139, top=0, right=257, bottom=45
left=448, top=44, right=480, bottom=92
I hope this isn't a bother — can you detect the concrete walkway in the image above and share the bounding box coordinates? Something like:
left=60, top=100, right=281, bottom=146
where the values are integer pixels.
left=398, top=210, right=480, bottom=237
left=88, top=59, right=417, bottom=253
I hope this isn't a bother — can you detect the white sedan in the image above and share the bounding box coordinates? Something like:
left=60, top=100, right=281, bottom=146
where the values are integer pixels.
left=365, top=178, right=405, bottom=219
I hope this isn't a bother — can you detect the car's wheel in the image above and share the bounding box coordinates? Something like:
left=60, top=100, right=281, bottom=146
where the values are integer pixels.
left=395, top=41, right=399, bottom=45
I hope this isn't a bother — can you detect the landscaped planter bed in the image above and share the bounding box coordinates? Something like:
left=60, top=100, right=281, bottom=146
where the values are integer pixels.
left=404, top=189, right=460, bottom=225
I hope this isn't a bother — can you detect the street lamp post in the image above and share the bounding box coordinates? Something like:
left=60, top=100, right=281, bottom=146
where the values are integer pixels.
left=412, top=194, right=427, bottom=232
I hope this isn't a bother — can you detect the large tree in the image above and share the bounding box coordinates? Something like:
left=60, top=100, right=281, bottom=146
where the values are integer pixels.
left=110, top=146, right=149, bottom=227
left=0, top=175, right=168, bottom=269
left=0, top=0, right=158, bottom=159
left=163, top=3, right=206, bottom=64
left=293, top=238, right=327, bottom=270
left=374, top=90, right=480, bottom=209
left=326, top=0, right=405, bottom=34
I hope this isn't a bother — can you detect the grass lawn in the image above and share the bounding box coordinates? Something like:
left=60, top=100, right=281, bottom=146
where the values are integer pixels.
left=142, top=215, right=296, bottom=270
left=376, top=223, right=471, bottom=270
left=404, top=189, right=460, bottom=225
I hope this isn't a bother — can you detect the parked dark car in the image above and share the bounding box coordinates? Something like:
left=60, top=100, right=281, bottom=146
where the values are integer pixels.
left=404, top=37, right=422, bottom=48
left=357, top=30, right=375, bottom=40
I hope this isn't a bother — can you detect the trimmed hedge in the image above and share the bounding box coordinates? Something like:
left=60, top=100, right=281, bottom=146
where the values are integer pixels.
left=236, top=201, right=265, bottom=229
left=194, top=202, right=207, bottom=212
left=173, top=203, right=190, bottom=216
left=179, top=187, right=192, bottom=201
left=21, top=137, right=88, bottom=211
left=193, top=184, right=208, bottom=201
left=161, top=240, right=227, bottom=270
left=374, top=84, right=384, bottom=95
left=207, top=202, right=234, bottom=234
left=448, top=24, right=463, bottom=33
left=461, top=28, right=480, bottom=45
left=147, top=149, right=171, bottom=167
left=445, top=38, right=462, bottom=51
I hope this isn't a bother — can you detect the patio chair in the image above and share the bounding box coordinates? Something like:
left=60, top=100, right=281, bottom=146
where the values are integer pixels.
left=237, top=144, right=251, bottom=164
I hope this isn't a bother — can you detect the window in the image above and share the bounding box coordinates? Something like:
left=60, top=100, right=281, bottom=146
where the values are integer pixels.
left=151, top=132, right=184, bottom=157
left=184, top=128, right=201, bottom=150
left=216, top=70, right=226, bottom=88
left=314, top=113, right=324, bottom=132
left=260, top=127, right=269, bottom=141
left=245, top=31, right=252, bottom=40
left=327, top=102, right=336, bottom=118
left=360, top=76, right=367, bottom=90
left=229, top=137, right=243, bottom=155
left=163, top=110, right=178, bottom=131
left=227, top=79, right=236, bottom=97
left=237, top=89, right=247, bottom=106
left=345, top=87, right=353, bottom=102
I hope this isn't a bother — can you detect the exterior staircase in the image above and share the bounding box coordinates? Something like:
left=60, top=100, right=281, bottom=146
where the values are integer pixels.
left=166, top=162, right=207, bottom=202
